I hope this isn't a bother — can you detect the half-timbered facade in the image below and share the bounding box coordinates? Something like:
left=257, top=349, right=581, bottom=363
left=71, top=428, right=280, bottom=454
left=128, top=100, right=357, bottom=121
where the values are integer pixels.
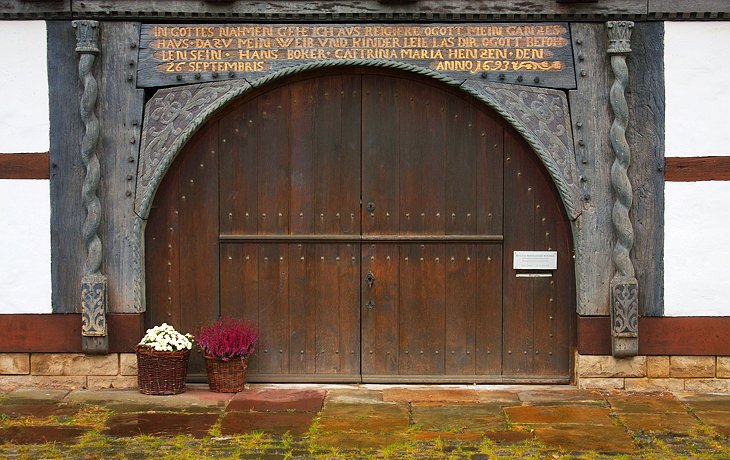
left=0, top=0, right=728, bottom=390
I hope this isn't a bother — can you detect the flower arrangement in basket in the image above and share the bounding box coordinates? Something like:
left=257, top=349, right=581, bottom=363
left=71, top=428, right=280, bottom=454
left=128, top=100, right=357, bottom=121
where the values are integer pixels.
left=196, top=317, right=259, bottom=393
left=136, top=323, right=194, bottom=395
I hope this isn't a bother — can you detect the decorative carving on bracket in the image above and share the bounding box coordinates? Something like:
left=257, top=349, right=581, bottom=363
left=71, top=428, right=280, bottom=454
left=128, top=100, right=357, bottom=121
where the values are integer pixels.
left=135, top=80, right=250, bottom=217
left=607, top=20, right=638, bottom=357
left=463, top=80, right=580, bottom=220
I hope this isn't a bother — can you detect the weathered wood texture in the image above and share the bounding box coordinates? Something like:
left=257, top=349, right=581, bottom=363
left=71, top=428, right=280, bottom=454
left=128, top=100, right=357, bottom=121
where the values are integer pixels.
left=649, top=0, right=730, bottom=16
left=97, top=22, right=146, bottom=313
left=4, top=0, right=729, bottom=19
left=568, top=22, right=664, bottom=316
left=625, top=22, right=664, bottom=317
left=72, top=0, right=647, bottom=20
left=578, top=316, right=730, bottom=356
left=1, top=0, right=70, bottom=18
left=49, top=22, right=145, bottom=313
left=0, top=153, right=49, bottom=179
left=49, top=21, right=85, bottom=314
left=665, top=156, right=730, bottom=181
left=0, top=314, right=143, bottom=353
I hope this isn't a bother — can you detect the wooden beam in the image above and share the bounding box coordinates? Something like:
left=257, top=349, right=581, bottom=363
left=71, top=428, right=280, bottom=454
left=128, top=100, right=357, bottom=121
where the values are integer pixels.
left=665, top=156, right=730, bottom=182
left=0, top=153, right=49, bottom=179
left=578, top=316, right=730, bottom=356
left=71, top=0, right=649, bottom=20
left=0, top=314, right=144, bottom=353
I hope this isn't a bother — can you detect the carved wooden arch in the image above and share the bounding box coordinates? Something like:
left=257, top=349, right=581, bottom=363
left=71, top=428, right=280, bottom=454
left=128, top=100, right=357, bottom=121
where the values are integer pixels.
left=131, top=62, right=581, bottom=312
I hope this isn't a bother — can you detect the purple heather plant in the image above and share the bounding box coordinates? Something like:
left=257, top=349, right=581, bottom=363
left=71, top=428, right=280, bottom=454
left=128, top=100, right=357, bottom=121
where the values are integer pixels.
left=195, top=317, right=259, bottom=361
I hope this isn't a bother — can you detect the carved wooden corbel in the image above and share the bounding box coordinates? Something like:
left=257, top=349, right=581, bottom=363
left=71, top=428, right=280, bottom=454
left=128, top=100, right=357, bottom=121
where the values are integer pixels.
left=74, top=20, right=108, bottom=354
left=607, top=21, right=638, bottom=357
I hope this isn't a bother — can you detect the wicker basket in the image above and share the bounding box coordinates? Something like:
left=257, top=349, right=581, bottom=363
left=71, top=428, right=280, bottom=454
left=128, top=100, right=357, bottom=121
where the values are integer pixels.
left=136, top=345, right=191, bottom=395
left=204, top=356, right=248, bottom=393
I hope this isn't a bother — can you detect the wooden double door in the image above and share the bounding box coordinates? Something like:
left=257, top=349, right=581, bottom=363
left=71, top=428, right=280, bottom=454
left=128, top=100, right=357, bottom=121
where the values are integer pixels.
left=146, top=70, right=574, bottom=383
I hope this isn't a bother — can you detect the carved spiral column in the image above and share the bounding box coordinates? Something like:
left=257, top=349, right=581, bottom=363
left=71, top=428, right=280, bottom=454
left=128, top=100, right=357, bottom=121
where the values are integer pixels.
left=607, top=21, right=638, bottom=357
left=74, top=20, right=108, bottom=353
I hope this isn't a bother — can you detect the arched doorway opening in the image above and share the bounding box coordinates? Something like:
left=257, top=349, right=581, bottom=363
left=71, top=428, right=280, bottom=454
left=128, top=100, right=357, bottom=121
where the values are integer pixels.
left=145, top=69, right=575, bottom=383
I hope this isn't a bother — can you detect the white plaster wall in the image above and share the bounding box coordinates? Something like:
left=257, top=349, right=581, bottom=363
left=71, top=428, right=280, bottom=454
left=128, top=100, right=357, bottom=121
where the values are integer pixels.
left=0, top=180, right=52, bottom=313
left=664, top=182, right=730, bottom=316
left=664, top=22, right=730, bottom=316
left=665, top=22, right=730, bottom=157
left=0, top=21, right=49, bottom=153
left=0, top=21, right=52, bottom=313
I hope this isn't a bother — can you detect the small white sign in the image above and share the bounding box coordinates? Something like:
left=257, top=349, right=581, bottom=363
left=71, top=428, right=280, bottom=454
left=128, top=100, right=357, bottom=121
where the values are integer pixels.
left=513, top=251, right=558, bottom=270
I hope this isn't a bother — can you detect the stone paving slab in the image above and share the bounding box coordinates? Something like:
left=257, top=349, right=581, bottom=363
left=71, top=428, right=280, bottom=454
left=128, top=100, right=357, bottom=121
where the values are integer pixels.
left=411, top=404, right=507, bottom=432
left=505, top=404, right=614, bottom=425
left=3, top=389, right=70, bottom=403
left=0, top=426, right=87, bottom=444
left=531, top=424, right=636, bottom=453
left=66, top=387, right=232, bottom=412
left=619, top=412, right=700, bottom=433
left=383, top=388, right=479, bottom=403
left=675, top=393, right=730, bottom=412
left=227, top=388, right=325, bottom=412
left=314, top=431, right=409, bottom=450
left=220, top=411, right=315, bottom=436
left=325, top=389, right=386, bottom=405
left=0, top=403, right=79, bottom=418
left=694, top=411, right=730, bottom=436
left=607, top=393, right=687, bottom=413
left=475, top=390, right=520, bottom=403
left=103, top=412, right=219, bottom=438
left=516, top=389, right=605, bottom=404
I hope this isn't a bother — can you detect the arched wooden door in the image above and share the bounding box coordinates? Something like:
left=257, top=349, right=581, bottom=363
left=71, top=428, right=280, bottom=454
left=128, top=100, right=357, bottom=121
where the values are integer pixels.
left=146, top=70, right=575, bottom=383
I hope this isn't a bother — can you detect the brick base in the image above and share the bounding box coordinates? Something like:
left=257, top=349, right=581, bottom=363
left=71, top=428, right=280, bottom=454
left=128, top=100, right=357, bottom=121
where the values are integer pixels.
left=0, top=353, right=137, bottom=390
left=576, top=353, right=730, bottom=392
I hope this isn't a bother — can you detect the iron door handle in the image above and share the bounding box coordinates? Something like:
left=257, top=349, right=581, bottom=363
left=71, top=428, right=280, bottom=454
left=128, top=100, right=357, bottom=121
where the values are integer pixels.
left=365, top=271, right=376, bottom=288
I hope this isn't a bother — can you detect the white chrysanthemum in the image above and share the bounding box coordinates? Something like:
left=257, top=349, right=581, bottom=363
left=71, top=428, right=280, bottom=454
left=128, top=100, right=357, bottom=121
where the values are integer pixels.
left=139, top=324, right=193, bottom=351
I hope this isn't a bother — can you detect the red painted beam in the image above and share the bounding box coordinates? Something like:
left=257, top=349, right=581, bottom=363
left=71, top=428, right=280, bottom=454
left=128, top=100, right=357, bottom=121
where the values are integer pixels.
left=0, top=314, right=143, bottom=353
left=0, top=153, right=50, bottom=179
left=578, top=316, right=730, bottom=356
left=665, top=156, right=730, bottom=182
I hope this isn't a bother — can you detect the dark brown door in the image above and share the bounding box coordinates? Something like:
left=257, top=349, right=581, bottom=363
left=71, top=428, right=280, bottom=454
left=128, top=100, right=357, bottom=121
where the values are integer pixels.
left=145, top=70, right=574, bottom=383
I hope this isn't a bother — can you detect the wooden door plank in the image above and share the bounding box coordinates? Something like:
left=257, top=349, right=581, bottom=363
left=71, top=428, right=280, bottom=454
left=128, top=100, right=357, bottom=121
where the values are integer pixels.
left=338, top=243, right=361, bottom=374
left=177, top=122, right=220, bottom=376
left=361, top=243, right=399, bottom=376
left=219, top=100, right=258, bottom=235
left=398, top=81, right=424, bottom=235
left=502, top=129, right=535, bottom=377
left=444, top=244, right=477, bottom=375
left=288, top=243, right=317, bottom=374
left=256, top=244, right=290, bottom=374
left=314, top=244, right=341, bottom=374
left=421, top=87, right=446, bottom=234
left=477, top=109, right=504, bottom=236
left=362, top=75, right=400, bottom=235
left=257, top=88, right=290, bottom=235
left=288, top=80, right=316, bottom=235
left=445, top=97, right=477, bottom=236
left=145, top=158, right=180, bottom=330
left=475, top=244, right=503, bottom=375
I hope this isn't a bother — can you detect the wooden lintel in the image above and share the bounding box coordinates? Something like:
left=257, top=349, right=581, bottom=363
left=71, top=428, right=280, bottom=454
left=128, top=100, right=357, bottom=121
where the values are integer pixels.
left=665, top=156, right=730, bottom=182
left=0, top=153, right=50, bottom=179
left=578, top=316, right=730, bottom=356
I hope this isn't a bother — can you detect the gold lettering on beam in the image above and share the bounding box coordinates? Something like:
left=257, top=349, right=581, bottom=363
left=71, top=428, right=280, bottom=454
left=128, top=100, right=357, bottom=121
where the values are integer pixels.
left=143, top=23, right=573, bottom=84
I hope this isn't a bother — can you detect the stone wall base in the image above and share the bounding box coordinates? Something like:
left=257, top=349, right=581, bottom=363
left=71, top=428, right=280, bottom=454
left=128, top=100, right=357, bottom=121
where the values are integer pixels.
left=0, top=353, right=137, bottom=390
left=576, top=353, right=730, bottom=392
left=2, top=352, right=729, bottom=392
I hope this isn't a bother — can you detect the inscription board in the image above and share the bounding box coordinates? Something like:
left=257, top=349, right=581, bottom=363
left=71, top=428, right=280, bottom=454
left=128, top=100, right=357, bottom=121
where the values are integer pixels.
left=138, top=23, right=576, bottom=88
